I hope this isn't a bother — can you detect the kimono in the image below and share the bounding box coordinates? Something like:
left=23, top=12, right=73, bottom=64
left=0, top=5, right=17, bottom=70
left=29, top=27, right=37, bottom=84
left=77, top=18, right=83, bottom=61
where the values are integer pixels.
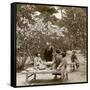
left=34, top=57, right=46, bottom=70
left=71, top=54, right=80, bottom=70
left=44, top=45, right=54, bottom=62
left=53, top=54, right=67, bottom=75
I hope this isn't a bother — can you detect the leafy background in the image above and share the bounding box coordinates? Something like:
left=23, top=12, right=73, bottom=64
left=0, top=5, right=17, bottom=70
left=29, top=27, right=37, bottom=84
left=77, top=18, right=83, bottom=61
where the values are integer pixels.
left=16, top=4, right=87, bottom=72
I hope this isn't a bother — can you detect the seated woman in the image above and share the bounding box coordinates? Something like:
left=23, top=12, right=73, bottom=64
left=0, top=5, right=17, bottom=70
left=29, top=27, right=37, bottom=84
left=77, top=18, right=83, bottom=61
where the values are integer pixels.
left=53, top=49, right=67, bottom=80
left=34, top=52, right=46, bottom=70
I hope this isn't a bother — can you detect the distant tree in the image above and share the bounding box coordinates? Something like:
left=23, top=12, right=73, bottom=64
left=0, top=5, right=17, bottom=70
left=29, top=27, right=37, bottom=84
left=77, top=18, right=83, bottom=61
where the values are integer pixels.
left=57, top=7, right=87, bottom=50
left=16, top=4, right=59, bottom=71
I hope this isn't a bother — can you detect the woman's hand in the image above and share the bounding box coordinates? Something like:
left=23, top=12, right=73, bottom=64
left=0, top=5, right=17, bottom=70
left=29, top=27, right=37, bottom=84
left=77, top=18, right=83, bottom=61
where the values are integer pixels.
left=57, top=67, right=60, bottom=70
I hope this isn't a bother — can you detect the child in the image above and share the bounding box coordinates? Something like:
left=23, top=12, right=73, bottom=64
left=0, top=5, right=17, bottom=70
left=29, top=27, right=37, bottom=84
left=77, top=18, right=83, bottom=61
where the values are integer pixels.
left=34, top=52, right=46, bottom=70
left=71, top=50, right=80, bottom=71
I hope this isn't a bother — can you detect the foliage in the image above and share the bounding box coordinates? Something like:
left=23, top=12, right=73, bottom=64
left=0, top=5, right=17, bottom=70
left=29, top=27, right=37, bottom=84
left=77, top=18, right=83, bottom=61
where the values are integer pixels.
left=16, top=4, right=87, bottom=72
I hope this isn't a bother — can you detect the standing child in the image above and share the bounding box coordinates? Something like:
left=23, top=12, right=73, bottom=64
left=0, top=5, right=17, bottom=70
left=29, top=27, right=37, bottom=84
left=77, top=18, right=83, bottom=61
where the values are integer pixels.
left=71, top=51, right=80, bottom=71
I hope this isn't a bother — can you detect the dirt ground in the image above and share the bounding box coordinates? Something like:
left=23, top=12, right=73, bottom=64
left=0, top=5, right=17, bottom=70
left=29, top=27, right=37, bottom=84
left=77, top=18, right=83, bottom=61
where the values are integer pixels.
left=16, top=53, right=87, bottom=86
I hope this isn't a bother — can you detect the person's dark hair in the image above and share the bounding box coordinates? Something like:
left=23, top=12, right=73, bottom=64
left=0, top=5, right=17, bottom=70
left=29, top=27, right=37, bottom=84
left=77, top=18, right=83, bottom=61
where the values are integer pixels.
left=56, top=49, right=61, bottom=54
left=61, top=52, right=66, bottom=58
left=35, top=52, right=38, bottom=56
left=35, top=51, right=40, bottom=56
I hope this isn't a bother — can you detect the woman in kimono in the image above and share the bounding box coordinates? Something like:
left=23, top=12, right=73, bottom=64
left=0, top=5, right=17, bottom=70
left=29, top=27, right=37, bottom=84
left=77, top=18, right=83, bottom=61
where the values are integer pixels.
left=53, top=50, right=68, bottom=80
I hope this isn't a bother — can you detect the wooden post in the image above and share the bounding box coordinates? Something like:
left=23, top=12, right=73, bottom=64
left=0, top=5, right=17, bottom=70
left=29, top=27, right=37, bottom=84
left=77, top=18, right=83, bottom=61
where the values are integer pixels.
left=34, top=73, right=36, bottom=80
left=26, top=73, right=28, bottom=83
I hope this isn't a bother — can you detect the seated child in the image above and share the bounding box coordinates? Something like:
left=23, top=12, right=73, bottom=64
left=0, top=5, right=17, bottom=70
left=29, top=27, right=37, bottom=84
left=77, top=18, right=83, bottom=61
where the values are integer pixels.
left=34, top=52, right=46, bottom=70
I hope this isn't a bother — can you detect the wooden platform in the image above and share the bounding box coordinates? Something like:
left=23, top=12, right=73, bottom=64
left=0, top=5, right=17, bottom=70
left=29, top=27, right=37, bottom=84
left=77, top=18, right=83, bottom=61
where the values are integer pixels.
left=21, top=68, right=68, bottom=83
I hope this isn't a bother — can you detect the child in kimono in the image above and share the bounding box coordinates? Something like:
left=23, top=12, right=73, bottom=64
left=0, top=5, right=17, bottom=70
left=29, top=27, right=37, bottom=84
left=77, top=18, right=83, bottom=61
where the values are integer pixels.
left=71, top=50, right=80, bottom=71
left=34, top=53, right=46, bottom=70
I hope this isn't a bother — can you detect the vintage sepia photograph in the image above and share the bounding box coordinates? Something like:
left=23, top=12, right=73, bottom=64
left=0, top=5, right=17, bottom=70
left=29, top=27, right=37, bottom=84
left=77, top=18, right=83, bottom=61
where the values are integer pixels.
left=15, top=3, right=88, bottom=86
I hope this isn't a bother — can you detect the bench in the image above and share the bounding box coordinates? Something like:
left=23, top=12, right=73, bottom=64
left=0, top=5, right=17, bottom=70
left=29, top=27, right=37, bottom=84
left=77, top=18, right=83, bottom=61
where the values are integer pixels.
left=21, top=69, right=68, bottom=83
